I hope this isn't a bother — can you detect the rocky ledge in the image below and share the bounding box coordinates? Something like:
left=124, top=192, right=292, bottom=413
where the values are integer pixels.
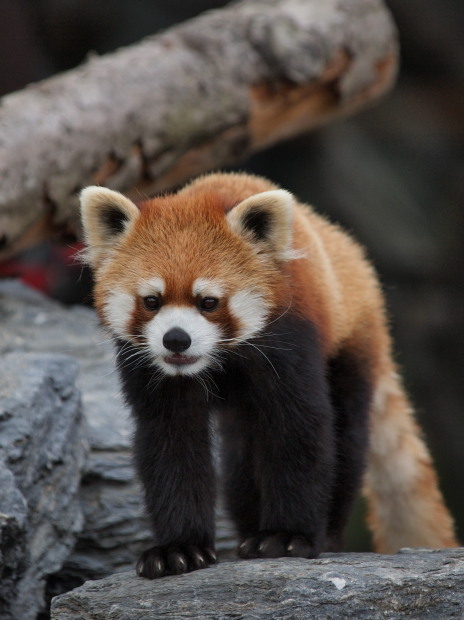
left=51, top=549, right=464, bottom=620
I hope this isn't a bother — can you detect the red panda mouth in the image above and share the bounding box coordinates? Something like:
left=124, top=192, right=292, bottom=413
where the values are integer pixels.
left=164, top=353, right=200, bottom=366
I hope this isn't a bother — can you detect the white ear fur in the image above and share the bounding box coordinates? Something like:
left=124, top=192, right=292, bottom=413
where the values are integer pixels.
left=226, top=190, right=294, bottom=261
left=80, top=186, right=140, bottom=267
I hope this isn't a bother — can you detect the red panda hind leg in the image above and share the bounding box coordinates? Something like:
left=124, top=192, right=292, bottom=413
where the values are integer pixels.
left=364, top=365, right=458, bottom=553
left=324, top=347, right=372, bottom=552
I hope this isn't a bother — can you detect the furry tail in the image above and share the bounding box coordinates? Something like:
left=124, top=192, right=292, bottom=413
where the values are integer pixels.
left=364, top=368, right=458, bottom=553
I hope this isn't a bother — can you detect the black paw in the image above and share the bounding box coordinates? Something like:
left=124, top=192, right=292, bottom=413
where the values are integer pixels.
left=238, top=531, right=317, bottom=559
left=136, top=544, right=217, bottom=579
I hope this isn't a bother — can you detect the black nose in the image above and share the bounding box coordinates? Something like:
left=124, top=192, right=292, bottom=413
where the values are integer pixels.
left=163, top=327, right=192, bottom=353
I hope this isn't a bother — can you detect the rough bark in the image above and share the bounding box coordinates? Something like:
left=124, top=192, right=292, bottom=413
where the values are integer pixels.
left=0, top=0, right=398, bottom=258
left=50, top=549, right=464, bottom=620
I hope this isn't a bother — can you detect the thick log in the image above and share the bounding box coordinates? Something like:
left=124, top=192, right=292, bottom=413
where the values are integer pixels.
left=0, top=0, right=397, bottom=258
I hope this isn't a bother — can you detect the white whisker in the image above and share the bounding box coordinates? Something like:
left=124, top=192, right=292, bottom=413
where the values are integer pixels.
left=251, top=343, right=292, bottom=351
left=265, top=301, right=293, bottom=327
left=242, top=341, right=280, bottom=379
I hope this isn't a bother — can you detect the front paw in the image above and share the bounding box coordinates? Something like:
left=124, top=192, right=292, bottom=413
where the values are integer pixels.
left=238, top=531, right=317, bottom=559
left=136, top=544, right=217, bottom=579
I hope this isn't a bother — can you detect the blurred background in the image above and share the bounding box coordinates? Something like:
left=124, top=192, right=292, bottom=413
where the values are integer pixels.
left=0, top=0, right=462, bottom=547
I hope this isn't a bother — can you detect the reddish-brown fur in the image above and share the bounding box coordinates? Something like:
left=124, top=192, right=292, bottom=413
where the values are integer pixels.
left=92, top=186, right=287, bottom=336
left=84, top=172, right=458, bottom=554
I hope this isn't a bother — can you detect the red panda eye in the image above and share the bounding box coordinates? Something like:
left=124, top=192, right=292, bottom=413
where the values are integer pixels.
left=143, top=295, right=161, bottom=311
left=200, top=297, right=219, bottom=311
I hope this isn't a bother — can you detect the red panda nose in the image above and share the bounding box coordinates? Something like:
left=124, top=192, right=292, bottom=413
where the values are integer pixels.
left=163, top=327, right=192, bottom=353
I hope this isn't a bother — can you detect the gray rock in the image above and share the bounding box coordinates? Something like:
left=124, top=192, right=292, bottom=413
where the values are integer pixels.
left=0, top=279, right=129, bottom=453
left=0, top=352, right=87, bottom=620
left=0, top=466, right=28, bottom=618
left=50, top=549, right=464, bottom=619
left=0, top=281, right=152, bottom=586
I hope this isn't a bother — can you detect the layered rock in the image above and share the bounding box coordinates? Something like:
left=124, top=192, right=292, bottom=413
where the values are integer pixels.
left=50, top=549, right=464, bottom=619
left=0, top=352, right=87, bottom=620
left=0, top=281, right=152, bottom=590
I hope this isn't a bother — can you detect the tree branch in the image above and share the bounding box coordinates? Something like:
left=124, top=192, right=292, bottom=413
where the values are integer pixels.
left=0, top=0, right=398, bottom=257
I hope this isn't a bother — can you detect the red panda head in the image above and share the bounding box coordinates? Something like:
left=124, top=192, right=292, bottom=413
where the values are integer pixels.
left=80, top=178, right=295, bottom=377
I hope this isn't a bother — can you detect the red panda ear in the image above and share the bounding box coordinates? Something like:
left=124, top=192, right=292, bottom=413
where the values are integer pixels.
left=80, top=187, right=140, bottom=268
left=226, top=190, right=294, bottom=261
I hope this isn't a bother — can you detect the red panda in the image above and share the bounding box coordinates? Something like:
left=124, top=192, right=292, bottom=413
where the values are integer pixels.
left=80, top=172, right=458, bottom=578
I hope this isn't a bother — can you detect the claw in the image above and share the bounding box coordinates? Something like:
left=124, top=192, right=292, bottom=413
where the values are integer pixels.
left=177, top=555, right=188, bottom=571
left=136, top=561, right=144, bottom=577
left=239, top=532, right=315, bottom=560
left=258, top=541, right=267, bottom=553
left=192, top=551, right=206, bottom=568
left=205, top=548, right=217, bottom=563
left=136, top=544, right=216, bottom=579
left=238, top=537, right=257, bottom=558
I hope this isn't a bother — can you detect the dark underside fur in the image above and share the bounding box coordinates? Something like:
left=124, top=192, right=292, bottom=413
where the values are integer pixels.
left=116, top=313, right=372, bottom=578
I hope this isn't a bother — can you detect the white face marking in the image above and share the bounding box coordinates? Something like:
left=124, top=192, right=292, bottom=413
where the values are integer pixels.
left=229, top=289, right=269, bottom=340
left=192, top=278, right=224, bottom=299
left=102, top=289, right=134, bottom=337
left=144, top=305, right=222, bottom=376
left=137, top=276, right=166, bottom=298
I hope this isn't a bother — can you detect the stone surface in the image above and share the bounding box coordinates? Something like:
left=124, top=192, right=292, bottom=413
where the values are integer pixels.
left=0, top=280, right=237, bottom=599
left=0, top=467, right=28, bottom=618
left=0, top=280, right=152, bottom=592
left=50, top=549, right=464, bottom=619
left=0, top=351, right=87, bottom=620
